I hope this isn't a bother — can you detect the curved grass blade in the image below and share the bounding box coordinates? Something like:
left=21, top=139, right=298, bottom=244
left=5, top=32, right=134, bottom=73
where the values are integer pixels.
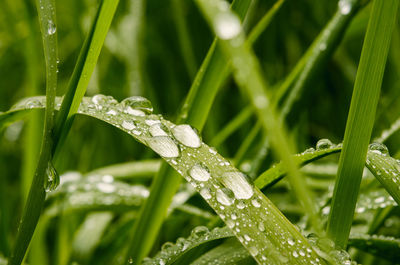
left=142, top=226, right=233, bottom=265
left=8, top=0, right=58, bottom=263
left=348, top=234, right=400, bottom=262
left=327, top=0, right=399, bottom=248
left=255, top=140, right=341, bottom=189
left=5, top=95, right=323, bottom=264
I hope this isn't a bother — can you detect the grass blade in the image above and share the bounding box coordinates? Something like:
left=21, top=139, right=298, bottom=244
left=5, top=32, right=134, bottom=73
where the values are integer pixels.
left=8, top=0, right=58, bottom=263
left=327, top=0, right=399, bottom=248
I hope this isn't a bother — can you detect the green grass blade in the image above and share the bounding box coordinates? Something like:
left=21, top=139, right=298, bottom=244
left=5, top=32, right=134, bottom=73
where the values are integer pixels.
left=53, top=0, right=119, bottom=159
left=195, top=0, right=322, bottom=235
left=273, top=0, right=362, bottom=113
left=8, top=0, right=58, bottom=263
left=255, top=141, right=341, bottom=189
left=348, top=234, right=400, bottom=262
left=327, top=0, right=399, bottom=248
left=126, top=1, right=253, bottom=263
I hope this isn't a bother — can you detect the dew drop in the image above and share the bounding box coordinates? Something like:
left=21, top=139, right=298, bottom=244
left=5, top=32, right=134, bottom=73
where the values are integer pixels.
left=216, top=188, right=234, bottom=206
left=199, top=188, right=212, bottom=199
left=251, top=199, right=261, bottom=208
left=147, top=136, right=180, bottom=158
left=248, top=246, right=259, bottom=256
left=189, top=164, right=210, bottom=182
left=369, top=142, right=389, bottom=156
left=44, top=161, right=60, bottom=192
left=338, top=0, right=352, bottom=15
left=47, top=19, right=56, bottom=35
left=258, top=222, right=265, bottom=232
left=191, top=226, right=209, bottom=238
left=149, top=124, right=168, bottom=137
left=220, top=171, right=253, bottom=199
left=97, top=183, right=115, bottom=193
left=287, top=238, right=295, bottom=246
left=121, top=120, right=136, bottom=130
left=172, top=124, right=201, bottom=148
left=121, top=96, right=153, bottom=115
left=214, top=13, right=241, bottom=40
left=316, top=139, right=333, bottom=150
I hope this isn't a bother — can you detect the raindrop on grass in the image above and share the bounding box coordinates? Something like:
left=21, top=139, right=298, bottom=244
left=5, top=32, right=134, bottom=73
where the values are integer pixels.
left=147, top=136, right=180, bottom=158
left=220, top=171, right=253, bottom=199
left=216, top=188, right=234, bottom=206
left=44, top=161, right=59, bottom=192
left=47, top=19, right=56, bottom=35
left=149, top=124, right=168, bottom=137
left=191, top=226, right=209, bottom=238
left=316, top=139, right=333, bottom=150
left=121, top=120, right=136, bottom=130
left=189, top=164, right=210, bottom=182
left=121, top=96, right=153, bottom=115
left=214, top=13, right=241, bottom=40
left=338, top=0, right=352, bottom=15
left=172, top=124, right=201, bottom=148
left=369, top=143, right=389, bottom=156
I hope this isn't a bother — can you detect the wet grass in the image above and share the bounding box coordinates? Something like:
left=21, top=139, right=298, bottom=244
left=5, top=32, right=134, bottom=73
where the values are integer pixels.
left=0, top=0, right=400, bottom=264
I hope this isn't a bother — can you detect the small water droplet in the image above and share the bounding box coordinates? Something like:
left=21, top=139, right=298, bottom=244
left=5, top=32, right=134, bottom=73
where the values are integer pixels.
left=316, top=139, right=333, bottom=150
left=214, top=13, right=241, bottom=40
left=287, top=238, right=295, bottom=246
left=191, top=226, right=209, bottom=238
left=121, top=120, right=136, bottom=130
left=44, top=161, right=59, bottom=192
left=47, top=19, right=56, bottom=35
left=216, top=188, right=234, bottom=206
left=338, top=0, right=352, bottom=15
left=199, top=188, right=212, bottom=199
left=248, top=246, right=259, bottom=256
left=172, top=124, right=201, bottom=148
left=369, top=142, right=389, bottom=156
left=251, top=199, right=261, bottom=208
left=121, top=96, right=153, bottom=115
left=189, top=164, right=210, bottom=182
left=147, top=136, right=180, bottom=158
left=220, top=172, right=253, bottom=199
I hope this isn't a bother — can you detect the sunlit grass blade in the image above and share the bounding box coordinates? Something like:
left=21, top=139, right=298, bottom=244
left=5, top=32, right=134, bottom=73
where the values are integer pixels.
left=8, top=0, right=58, bottom=263
left=195, top=0, right=322, bottom=235
left=126, top=1, right=252, bottom=263
left=327, top=0, right=399, bottom=248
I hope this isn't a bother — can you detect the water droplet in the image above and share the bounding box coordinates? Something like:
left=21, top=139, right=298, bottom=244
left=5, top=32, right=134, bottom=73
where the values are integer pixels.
left=147, top=136, right=180, bottom=158
left=191, top=226, right=209, bottom=238
left=47, top=19, right=56, bottom=35
left=128, top=257, right=133, bottom=264
left=369, top=142, right=389, bottom=156
left=287, top=238, right=295, bottom=246
left=338, top=0, right=352, bottom=15
left=220, top=172, right=253, bottom=199
left=121, top=96, right=153, bottom=115
left=189, top=164, right=210, bottom=182
left=258, top=222, right=265, bottom=232
left=121, top=120, right=136, bottom=130
left=216, top=188, right=234, bottom=206
left=248, top=246, right=258, bottom=256
left=97, top=183, right=115, bottom=193
left=172, top=124, right=201, bottom=148
left=251, top=199, right=261, bottom=208
left=149, top=124, right=168, bottom=137
left=44, top=161, right=59, bottom=192
left=316, top=139, right=333, bottom=150
left=102, top=175, right=114, bottom=183
left=199, top=188, right=212, bottom=199
left=214, top=13, right=241, bottom=40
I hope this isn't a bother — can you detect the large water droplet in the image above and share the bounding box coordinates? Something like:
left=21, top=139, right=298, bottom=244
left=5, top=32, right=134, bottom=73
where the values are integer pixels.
left=338, top=0, right=352, bottom=15
left=121, top=120, right=136, bottom=130
left=121, top=96, right=153, bottom=115
left=47, top=19, right=56, bottom=35
left=369, top=142, right=389, bottom=156
left=44, top=161, right=59, bottom=192
left=189, top=164, right=210, bottom=182
left=147, top=136, right=180, bottom=158
left=191, top=226, right=209, bottom=238
left=216, top=188, right=234, bottom=206
left=220, top=171, right=253, bottom=199
left=214, top=13, right=241, bottom=40
left=149, top=124, right=168, bottom=137
left=316, top=139, right=333, bottom=150
left=171, top=124, right=201, bottom=148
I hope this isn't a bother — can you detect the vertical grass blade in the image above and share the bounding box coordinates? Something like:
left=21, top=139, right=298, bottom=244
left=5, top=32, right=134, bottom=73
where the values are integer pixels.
left=8, top=0, right=58, bottom=263
left=53, top=0, right=119, bottom=160
left=327, top=0, right=399, bottom=248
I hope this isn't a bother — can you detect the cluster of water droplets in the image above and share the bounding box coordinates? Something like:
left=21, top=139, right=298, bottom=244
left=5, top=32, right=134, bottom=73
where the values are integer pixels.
left=142, top=226, right=233, bottom=265
left=8, top=94, right=323, bottom=264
